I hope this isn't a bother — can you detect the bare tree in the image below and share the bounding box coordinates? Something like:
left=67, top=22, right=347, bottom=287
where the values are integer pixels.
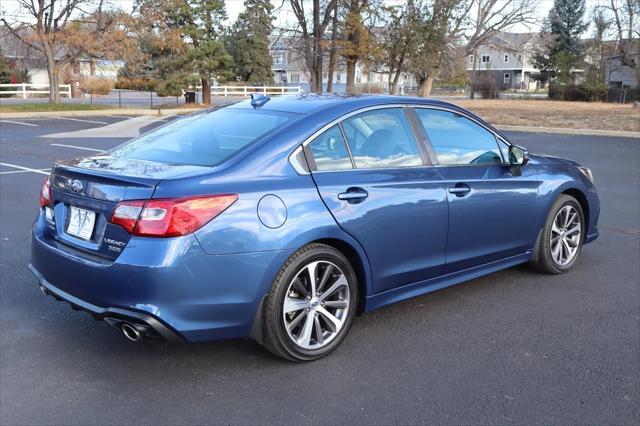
left=1, top=0, right=135, bottom=102
left=604, top=0, right=640, bottom=86
left=290, top=0, right=337, bottom=93
left=409, top=0, right=471, bottom=97
left=466, top=0, right=537, bottom=98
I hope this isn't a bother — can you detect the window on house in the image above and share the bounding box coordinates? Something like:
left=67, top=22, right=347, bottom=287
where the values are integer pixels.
left=290, top=73, right=300, bottom=83
left=504, top=73, right=511, bottom=84
left=468, top=54, right=474, bottom=63
left=518, top=54, right=523, bottom=62
left=504, top=54, right=509, bottom=63
left=481, top=55, right=491, bottom=63
left=273, top=54, right=283, bottom=65
left=336, top=73, right=341, bottom=83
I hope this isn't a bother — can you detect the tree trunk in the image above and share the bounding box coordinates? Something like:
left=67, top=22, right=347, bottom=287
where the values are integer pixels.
left=326, top=1, right=338, bottom=93
left=201, top=78, right=211, bottom=105
left=346, top=58, right=356, bottom=93
left=390, top=59, right=404, bottom=95
left=44, top=47, right=59, bottom=103
left=311, top=0, right=322, bottom=93
left=326, top=52, right=336, bottom=92
left=469, top=48, right=477, bottom=99
left=417, top=76, right=434, bottom=97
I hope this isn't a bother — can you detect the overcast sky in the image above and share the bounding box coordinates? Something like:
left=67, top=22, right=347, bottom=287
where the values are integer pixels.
left=0, top=0, right=617, bottom=35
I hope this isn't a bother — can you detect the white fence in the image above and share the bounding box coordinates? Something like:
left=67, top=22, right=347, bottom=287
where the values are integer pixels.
left=0, top=83, right=72, bottom=99
left=208, top=85, right=302, bottom=97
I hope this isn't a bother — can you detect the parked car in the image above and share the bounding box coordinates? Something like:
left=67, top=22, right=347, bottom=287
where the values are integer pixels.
left=29, top=94, right=599, bottom=361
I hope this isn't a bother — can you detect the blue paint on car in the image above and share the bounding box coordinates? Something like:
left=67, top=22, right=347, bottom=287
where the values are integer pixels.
left=29, top=94, right=599, bottom=352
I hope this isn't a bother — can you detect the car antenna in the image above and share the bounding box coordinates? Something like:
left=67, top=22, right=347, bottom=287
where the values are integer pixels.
left=250, top=93, right=270, bottom=109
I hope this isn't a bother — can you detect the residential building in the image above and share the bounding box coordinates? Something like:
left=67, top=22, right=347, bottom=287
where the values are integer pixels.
left=605, top=52, right=639, bottom=88
left=467, top=32, right=542, bottom=91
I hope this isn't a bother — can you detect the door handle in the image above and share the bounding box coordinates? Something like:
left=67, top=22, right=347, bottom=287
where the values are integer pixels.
left=448, top=183, right=471, bottom=196
left=338, top=187, right=368, bottom=203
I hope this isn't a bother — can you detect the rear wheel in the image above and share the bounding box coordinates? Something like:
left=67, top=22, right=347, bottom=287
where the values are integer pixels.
left=533, top=194, right=584, bottom=274
left=263, top=244, right=357, bottom=362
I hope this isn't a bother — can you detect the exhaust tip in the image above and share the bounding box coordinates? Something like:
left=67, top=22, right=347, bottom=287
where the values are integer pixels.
left=121, top=323, right=142, bottom=342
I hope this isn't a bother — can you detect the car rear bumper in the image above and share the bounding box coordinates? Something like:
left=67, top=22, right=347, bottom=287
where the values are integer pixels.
left=30, top=210, right=293, bottom=342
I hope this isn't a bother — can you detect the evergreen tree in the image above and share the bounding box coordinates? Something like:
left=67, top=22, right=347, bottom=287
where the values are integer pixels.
left=226, top=0, right=274, bottom=85
left=533, top=0, right=588, bottom=85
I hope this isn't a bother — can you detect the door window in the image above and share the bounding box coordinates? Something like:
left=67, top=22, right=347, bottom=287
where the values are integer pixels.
left=308, top=125, right=353, bottom=171
left=341, top=108, right=422, bottom=169
left=415, top=109, right=503, bottom=166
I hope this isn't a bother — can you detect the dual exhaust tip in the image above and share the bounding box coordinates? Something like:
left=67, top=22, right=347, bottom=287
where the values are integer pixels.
left=38, top=283, right=153, bottom=343
left=121, top=323, right=143, bottom=342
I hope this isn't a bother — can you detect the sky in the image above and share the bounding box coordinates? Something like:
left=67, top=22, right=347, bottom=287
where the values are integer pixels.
left=0, top=0, right=618, bottom=35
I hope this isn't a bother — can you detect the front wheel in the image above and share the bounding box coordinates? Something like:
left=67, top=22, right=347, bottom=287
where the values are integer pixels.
left=263, top=244, right=358, bottom=362
left=533, top=194, right=585, bottom=274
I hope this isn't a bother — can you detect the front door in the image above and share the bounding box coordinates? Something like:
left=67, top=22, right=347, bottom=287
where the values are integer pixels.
left=306, top=107, right=449, bottom=294
left=413, top=107, right=539, bottom=272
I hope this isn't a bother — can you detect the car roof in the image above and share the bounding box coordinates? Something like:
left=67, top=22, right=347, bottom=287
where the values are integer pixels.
left=228, top=93, right=467, bottom=115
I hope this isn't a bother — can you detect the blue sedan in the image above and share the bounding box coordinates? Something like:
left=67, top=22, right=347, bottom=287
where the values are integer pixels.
left=29, top=94, right=599, bottom=361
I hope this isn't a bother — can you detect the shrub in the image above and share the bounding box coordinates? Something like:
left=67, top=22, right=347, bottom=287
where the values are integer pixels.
left=81, top=77, right=115, bottom=95
left=115, top=76, right=159, bottom=92
left=549, top=83, right=608, bottom=102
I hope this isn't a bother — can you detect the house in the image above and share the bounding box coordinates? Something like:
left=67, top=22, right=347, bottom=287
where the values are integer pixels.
left=0, top=28, right=123, bottom=86
left=467, top=32, right=542, bottom=91
left=269, top=35, right=415, bottom=92
left=605, top=52, right=639, bottom=88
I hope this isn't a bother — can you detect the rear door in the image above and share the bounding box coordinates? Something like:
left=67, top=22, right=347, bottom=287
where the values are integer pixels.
left=413, top=107, right=539, bottom=272
left=306, top=107, right=448, bottom=294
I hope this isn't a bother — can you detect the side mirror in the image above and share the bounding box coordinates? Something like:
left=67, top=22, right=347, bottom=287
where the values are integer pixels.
left=509, top=145, right=529, bottom=166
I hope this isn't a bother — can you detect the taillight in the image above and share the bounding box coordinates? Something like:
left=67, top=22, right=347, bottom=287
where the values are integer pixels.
left=111, top=194, right=238, bottom=237
left=39, top=177, right=52, bottom=207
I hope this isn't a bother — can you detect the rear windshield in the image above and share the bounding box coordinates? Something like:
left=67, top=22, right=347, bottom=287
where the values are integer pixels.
left=110, top=108, right=296, bottom=166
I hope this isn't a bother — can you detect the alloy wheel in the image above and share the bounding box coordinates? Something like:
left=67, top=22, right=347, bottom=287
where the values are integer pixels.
left=550, top=205, right=582, bottom=267
left=282, top=260, right=350, bottom=350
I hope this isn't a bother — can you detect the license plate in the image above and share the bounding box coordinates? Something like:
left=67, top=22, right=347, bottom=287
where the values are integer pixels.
left=66, top=206, right=96, bottom=240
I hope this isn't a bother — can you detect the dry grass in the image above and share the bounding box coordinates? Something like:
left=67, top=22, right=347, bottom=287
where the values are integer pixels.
left=450, top=99, right=640, bottom=133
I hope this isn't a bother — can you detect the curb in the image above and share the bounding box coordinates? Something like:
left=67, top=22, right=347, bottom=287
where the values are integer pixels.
left=0, top=107, right=203, bottom=119
left=496, top=125, right=639, bottom=139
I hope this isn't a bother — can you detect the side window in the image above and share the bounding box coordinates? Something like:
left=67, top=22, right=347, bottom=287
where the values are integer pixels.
left=415, top=109, right=503, bottom=166
left=341, top=108, right=422, bottom=169
left=308, top=125, right=353, bottom=171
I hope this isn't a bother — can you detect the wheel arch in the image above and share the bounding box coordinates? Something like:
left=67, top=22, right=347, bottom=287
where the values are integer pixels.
left=560, top=187, right=590, bottom=238
left=313, top=238, right=369, bottom=315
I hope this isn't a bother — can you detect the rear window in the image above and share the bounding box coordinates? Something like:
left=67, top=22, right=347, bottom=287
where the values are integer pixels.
left=110, top=108, right=296, bottom=166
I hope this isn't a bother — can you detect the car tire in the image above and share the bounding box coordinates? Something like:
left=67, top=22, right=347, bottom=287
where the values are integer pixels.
left=533, top=194, right=585, bottom=274
left=263, top=243, right=358, bottom=362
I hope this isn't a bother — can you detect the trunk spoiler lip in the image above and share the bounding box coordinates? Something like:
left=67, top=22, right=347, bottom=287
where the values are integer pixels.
left=53, top=156, right=217, bottom=185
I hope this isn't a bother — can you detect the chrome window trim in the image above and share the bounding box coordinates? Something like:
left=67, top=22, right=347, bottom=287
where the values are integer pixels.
left=288, top=103, right=515, bottom=174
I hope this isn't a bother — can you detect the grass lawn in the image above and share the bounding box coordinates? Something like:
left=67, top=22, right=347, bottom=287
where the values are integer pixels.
left=0, top=103, right=114, bottom=113
left=452, top=99, right=640, bottom=133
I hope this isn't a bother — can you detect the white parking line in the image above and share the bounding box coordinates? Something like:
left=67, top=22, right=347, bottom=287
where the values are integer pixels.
left=0, top=162, right=50, bottom=175
left=0, top=120, right=39, bottom=127
left=0, top=169, right=51, bottom=175
left=55, top=117, right=108, bottom=125
left=50, top=143, right=104, bottom=152
left=106, top=114, right=136, bottom=119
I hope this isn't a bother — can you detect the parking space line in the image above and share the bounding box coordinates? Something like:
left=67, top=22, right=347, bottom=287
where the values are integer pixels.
left=50, top=143, right=104, bottom=152
left=0, top=169, right=50, bottom=175
left=105, top=115, right=136, bottom=119
left=0, top=120, right=39, bottom=127
left=0, top=162, right=50, bottom=175
left=55, top=117, right=108, bottom=125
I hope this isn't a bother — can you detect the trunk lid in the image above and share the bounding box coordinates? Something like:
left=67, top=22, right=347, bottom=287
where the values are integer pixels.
left=46, top=155, right=210, bottom=260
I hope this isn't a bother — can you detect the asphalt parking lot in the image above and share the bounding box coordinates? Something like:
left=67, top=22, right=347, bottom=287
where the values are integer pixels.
left=0, top=116, right=638, bottom=425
